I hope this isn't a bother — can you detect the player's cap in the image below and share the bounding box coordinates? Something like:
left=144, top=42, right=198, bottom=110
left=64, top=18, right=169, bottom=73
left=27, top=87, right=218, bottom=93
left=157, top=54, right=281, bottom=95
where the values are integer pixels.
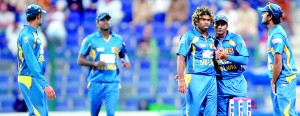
left=214, top=15, right=228, bottom=23
left=97, top=13, right=111, bottom=21
left=26, top=4, right=46, bottom=17
left=258, top=2, right=283, bottom=18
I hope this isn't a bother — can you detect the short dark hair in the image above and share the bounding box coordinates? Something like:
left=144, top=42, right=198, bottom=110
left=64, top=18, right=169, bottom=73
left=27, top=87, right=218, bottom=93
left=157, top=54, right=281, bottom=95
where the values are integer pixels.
left=26, top=13, right=40, bottom=22
left=268, top=11, right=281, bottom=24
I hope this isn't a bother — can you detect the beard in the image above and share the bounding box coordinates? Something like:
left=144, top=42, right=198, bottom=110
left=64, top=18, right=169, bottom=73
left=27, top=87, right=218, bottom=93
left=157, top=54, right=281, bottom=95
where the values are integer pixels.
left=216, top=30, right=226, bottom=36
left=100, top=26, right=110, bottom=31
left=262, top=18, right=270, bottom=25
left=197, top=25, right=209, bottom=32
left=101, top=28, right=109, bottom=31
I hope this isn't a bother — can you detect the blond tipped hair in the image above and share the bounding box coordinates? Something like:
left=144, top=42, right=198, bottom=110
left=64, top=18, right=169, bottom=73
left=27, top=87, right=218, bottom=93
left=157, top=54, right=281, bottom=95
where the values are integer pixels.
left=192, top=6, right=214, bottom=26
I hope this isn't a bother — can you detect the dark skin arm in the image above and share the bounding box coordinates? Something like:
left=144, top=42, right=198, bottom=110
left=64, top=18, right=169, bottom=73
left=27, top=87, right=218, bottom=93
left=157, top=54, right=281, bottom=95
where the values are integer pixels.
left=177, top=55, right=186, bottom=94
left=271, top=53, right=282, bottom=94
left=77, top=54, right=106, bottom=67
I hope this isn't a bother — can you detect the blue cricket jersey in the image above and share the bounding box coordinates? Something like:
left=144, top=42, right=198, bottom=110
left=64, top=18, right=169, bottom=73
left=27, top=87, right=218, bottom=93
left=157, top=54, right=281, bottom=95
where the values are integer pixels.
left=79, top=31, right=129, bottom=83
left=177, top=27, right=216, bottom=75
left=215, top=31, right=249, bottom=79
left=267, top=24, right=297, bottom=83
left=17, top=25, right=48, bottom=89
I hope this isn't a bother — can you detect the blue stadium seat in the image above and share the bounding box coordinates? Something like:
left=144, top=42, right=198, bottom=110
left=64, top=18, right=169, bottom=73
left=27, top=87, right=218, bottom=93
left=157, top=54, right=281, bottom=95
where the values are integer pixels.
left=0, top=33, right=6, bottom=49
left=156, top=85, right=168, bottom=96
left=158, top=68, right=170, bottom=83
left=137, top=84, right=152, bottom=97
left=0, top=47, right=14, bottom=60
left=121, top=0, right=133, bottom=22
left=66, top=11, right=81, bottom=33
left=125, top=98, right=139, bottom=111
left=66, top=84, right=80, bottom=97
left=82, top=10, right=97, bottom=38
left=0, top=73, right=9, bottom=88
left=73, top=97, right=88, bottom=110
left=0, top=96, right=15, bottom=112
left=121, top=70, right=133, bottom=85
left=55, top=98, right=69, bottom=111
left=139, top=58, right=150, bottom=69
left=153, top=13, right=166, bottom=23
left=162, top=96, right=175, bottom=106
left=138, top=69, right=151, bottom=83
left=158, top=58, right=171, bottom=68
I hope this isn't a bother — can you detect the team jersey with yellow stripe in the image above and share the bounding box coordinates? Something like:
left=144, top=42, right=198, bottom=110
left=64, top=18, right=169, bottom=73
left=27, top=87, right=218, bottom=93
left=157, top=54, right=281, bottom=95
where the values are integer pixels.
left=79, top=31, right=129, bottom=82
left=267, top=24, right=297, bottom=83
left=176, top=27, right=216, bottom=75
left=214, top=31, right=249, bottom=79
left=17, top=25, right=48, bottom=89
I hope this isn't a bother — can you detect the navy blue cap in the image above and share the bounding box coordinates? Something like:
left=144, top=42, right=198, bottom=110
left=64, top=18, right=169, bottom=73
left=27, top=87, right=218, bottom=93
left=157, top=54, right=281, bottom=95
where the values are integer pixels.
left=97, top=13, right=111, bottom=21
left=26, top=4, right=46, bottom=17
left=258, top=2, right=283, bottom=18
left=214, top=14, right=228, bottom=23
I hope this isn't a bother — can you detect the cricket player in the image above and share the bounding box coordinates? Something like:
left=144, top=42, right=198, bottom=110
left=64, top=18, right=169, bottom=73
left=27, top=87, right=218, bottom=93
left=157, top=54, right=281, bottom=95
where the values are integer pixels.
left=213, top=15, right=249, bottom=116
left=17, top=4, right=56, bottom=116
left=176, top=6, right=217, bottom=115
left=258, top=2, right=297, bottom=115
left=77, top=13, right=130, bottom=116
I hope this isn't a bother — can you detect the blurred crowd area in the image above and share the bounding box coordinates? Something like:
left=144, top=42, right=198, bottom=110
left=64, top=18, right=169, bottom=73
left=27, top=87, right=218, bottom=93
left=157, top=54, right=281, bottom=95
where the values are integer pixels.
left=0, top=0, right=300, bottom=113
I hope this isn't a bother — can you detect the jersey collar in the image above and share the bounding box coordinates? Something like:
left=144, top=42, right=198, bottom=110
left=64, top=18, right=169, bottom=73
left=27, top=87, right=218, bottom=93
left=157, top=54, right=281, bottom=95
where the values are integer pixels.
left=96, top=30, right=115, bottom=38
left=268, top=24, right=280, bottom=35
left=24, top=25, right=37, bottom=33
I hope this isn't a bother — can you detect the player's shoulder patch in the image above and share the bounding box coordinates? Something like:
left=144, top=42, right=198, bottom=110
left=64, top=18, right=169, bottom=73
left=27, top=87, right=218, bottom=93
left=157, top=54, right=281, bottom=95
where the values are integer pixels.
left=272, top=38, right=282, bottom=44
left=24, top=36, right=29, bottom=43
left=229, top=39, right=236, bottom=46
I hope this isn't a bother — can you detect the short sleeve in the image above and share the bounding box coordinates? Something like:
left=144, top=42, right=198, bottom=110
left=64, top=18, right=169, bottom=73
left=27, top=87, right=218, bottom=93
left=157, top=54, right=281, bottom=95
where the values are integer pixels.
left=176, top=34, right=192, bottom=57
left=271, top=33, right=285, bottom=54
left=79, top=37, right=91, bottom=56
left=236, top=35, right=249, bottom=57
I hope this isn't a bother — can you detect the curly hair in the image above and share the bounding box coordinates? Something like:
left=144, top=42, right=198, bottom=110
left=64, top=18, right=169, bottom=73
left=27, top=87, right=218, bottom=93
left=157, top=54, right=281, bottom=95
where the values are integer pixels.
left=192, top=6, right=214, bottom=26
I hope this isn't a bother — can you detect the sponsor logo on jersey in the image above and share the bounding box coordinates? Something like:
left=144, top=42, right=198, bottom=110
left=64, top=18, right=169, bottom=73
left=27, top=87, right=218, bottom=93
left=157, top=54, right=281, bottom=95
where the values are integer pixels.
left=199, top=44, right=206, bottom=48
left=272, top=38, right=282, bottom=44
left=96, top=48, right=104, bottom=52
left=24, top=36, right=29, bottom=43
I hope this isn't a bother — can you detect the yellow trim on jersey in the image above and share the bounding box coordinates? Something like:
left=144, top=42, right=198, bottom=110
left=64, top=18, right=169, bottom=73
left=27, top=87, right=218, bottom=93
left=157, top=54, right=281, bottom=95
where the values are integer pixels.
left=191, top=37, right=199, bottom=69
left=33, top=105, right=41, bottom=116
left=87, top=82, right=91, bottom=89
left=186, top=104, right=189, bottom=116
left=33, top=32, right=37, bottom=48
left=90, top=49, right=96, bottom=74
left=283, top=101, right=291, bottom=116
left=184, top=74, right=192, bottom=87
left=104, top=35, right=112, bottom=42
left=229, top=39, right=236, bottom=46
left=286, top=74, right=296, bottom=83
left=284, top=46, right=293, bottom=73
left=90, top=49, right=96, bottom=59
left=18, top=45, right=24, bottom=61
left=271, top=48, right=275, bottom=55
left=18, top=75, right=32, bottom=89
left=18, top=45, right=24, bottom=72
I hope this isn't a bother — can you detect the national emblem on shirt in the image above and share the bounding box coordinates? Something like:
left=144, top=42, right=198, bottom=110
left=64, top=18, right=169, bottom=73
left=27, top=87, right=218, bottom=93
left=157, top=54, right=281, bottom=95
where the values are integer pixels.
left=225, top=48, right=234, bottom=54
